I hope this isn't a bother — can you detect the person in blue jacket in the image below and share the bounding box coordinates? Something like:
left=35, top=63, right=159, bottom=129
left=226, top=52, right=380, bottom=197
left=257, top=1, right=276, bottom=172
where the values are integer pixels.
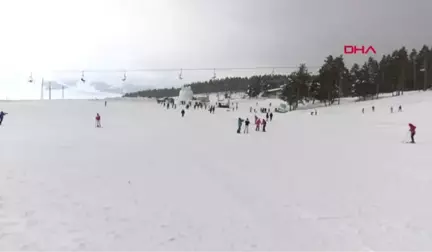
left=0, top=111, right=8, bottom=125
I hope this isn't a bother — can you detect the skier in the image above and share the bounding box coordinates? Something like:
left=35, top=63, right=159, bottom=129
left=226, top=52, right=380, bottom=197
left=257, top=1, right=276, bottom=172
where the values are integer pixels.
left=314, top=110, right=318, bottom=116
left=398, top=105, right=403, bottom=112
left=262, top=119, right=267, bottom=132
left=237, top=117, right=244, bottom=134
left=390, top=106, right=393, bottom=113
left=408, top=123, right=416, bottom=143
left=105, top=101, right=107, bottom=107
left=255, top=118, right=261, bottom=131
left=362, top=108, right=365, bottom=114
left=181, top=109, right=185, bottom=117
left=266, top=112, right=269, bottom=121
left=95, top=113, right=101, bottom=128
left=250, top=107, right=252, bottom=113
left=372, top=106, right=375, bottom=112
left=0, top=111, right=8, bottom=125
left=270, top=112, right=273, bottom=121
left=244, top=118, right=250, bottom=134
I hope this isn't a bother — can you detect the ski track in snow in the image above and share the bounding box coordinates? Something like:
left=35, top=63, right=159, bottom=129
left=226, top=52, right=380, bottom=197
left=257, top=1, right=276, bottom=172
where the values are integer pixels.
left=0, top=92, right=432, bottom=250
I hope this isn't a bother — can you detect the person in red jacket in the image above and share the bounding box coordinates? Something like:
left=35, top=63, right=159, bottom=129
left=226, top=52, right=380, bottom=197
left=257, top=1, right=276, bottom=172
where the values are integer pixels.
left=96, top=113, right=101, bottom=128
left=255, top=118, right=261, bottom=131
left=408, top=123, right=416, bottom=143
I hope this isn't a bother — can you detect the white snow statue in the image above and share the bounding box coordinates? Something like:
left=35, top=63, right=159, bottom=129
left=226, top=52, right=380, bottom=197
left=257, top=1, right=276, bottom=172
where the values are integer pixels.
left=178, top=86, right=193, bottom=103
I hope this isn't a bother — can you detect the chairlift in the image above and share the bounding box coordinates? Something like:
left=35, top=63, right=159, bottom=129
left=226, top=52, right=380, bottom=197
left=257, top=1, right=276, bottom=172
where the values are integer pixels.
left=28, top=72, right=33, bottom=83
left=178, top=69, right=183, bottom=80
left=80, top=71, right=86, bottom=83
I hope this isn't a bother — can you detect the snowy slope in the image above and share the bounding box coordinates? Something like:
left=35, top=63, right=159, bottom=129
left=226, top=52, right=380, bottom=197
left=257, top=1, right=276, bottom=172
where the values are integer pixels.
left=0, top=91, right=432, bottom=250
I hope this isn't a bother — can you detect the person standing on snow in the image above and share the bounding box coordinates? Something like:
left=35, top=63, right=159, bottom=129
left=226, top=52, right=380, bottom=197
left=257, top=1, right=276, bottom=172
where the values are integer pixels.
left=105, top=101, right=107, bottom=107
left=266, top=112, right=269, bottom=121
left=262, top=119, right=267, bottom=132
left=0, top=111, right=8, bottom=125
left=237, top=117, right=244, bottom=134
left=269, top=112, right=273, bottom=121
left=244, top=118, right=250, bottom=134
left=181, top=109, right=185, bottom=117
left=408, top=123, right=416, bottom=143
left=255, top=118, right=261, bottom=131
left=95, top=113, right=101, bottom=128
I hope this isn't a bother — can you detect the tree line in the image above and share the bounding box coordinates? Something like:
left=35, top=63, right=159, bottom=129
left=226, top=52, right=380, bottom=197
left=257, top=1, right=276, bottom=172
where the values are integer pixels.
left=124, top=45, right=432, bottom=110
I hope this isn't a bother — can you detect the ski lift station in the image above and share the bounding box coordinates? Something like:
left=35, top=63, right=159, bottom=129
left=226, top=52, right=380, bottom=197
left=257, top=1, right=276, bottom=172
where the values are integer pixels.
left=178, top=85, right=193, bottom=103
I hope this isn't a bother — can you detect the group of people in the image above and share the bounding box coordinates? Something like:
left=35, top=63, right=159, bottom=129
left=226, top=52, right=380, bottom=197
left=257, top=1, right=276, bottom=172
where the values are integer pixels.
left=359, top=105, right=416, bottom=143
left=390, top=105, right=403, bottom=113
left=237, top=113, right=273, bottom=134
left=362, top=105, right=403, bottom=114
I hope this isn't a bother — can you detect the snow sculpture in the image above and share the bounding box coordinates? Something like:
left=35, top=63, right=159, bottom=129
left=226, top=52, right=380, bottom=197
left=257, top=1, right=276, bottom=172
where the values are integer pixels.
left=178, top=86, right=193, bottom=103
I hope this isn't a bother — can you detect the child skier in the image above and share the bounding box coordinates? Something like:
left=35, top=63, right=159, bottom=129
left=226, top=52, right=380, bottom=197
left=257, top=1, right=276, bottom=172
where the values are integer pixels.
left=181, top=109, right=185, bottom=117
left=0, top=111, right=8, bottom=125
left=237, top=118, right=244, bottom=134
left=266, top=112, right=269, bottom=121
left=399, top=105, right=403, bottom=112
left=244, top=118, right=250, bottom=134
left=372, top=106, right=375, bottom=112
left=409, top=123, right=416, bottom=143
left=95, top=113, right=101, bottom=128
left=270, top=112, right=273, bottom=121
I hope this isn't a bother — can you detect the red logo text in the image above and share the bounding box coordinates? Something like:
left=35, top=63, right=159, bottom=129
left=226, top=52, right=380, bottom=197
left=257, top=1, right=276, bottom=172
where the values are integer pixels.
left=344, top=45, right=376, bottom=55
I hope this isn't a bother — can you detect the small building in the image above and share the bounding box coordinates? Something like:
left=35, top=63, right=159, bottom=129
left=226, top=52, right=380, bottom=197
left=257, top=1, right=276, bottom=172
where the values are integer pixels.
left=262, top=87, right=282, bottom=98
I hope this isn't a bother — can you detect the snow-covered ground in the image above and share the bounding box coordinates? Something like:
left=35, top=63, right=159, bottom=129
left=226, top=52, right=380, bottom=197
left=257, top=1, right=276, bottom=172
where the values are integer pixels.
left=0, top=91, right=432, bottom=250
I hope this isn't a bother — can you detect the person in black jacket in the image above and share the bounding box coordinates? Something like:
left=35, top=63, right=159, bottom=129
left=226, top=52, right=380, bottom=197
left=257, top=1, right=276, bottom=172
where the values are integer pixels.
left=0, top=111, right=8, bottom=125
left=244, top=118, right=250, bottom=134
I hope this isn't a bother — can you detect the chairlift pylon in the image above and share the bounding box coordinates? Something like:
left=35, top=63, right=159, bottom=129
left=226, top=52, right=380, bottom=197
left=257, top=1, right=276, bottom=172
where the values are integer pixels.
left=212, top=68, right=216, bottom=80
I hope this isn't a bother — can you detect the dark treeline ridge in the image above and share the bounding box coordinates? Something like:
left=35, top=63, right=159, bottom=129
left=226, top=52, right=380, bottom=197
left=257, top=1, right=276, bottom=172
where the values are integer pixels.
left=124, top=45, right=432, bottom=110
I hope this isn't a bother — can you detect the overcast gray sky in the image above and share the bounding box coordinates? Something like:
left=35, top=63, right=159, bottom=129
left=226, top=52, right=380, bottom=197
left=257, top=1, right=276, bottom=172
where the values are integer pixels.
left=0, top=0, right=431, bottom=96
